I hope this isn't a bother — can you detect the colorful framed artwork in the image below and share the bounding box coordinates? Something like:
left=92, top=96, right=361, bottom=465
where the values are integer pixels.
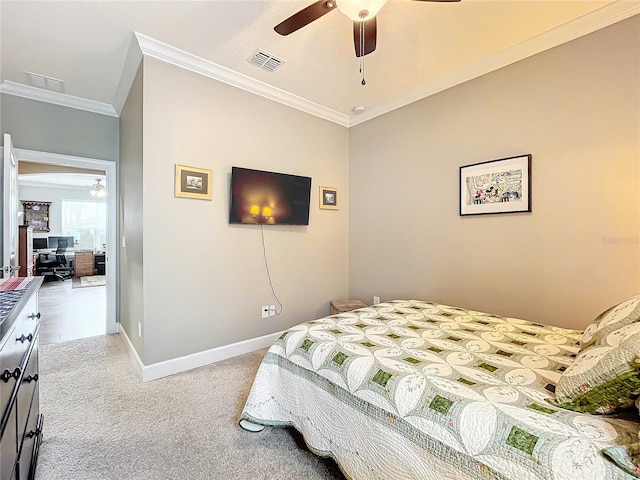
left=175, top=164, right=212, bottom=200
left=319, top=186, right=339, bottom=210
left=459, top=154, right=531, bottom=216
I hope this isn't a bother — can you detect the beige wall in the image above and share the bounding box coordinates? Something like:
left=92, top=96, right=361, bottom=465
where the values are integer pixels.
left=119, top=65, right=144, bottom=358
left=349, top=16, right=640, bottom=330
left=139, top=57, right=349, bottom=364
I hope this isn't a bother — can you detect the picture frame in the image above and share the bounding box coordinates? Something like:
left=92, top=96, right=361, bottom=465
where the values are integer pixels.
left=175, top=164, right=212, bottom=200
left=459, top=154, right=531, bottom=216
left=319, top=186, right=339, bottom=210
left=22, top=201, right=51, bottom=232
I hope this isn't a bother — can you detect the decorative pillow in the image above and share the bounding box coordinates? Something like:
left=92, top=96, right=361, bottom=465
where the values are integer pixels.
left=581, top=295, right=640, bottom=349
left=553, top=295, right=640, bottom=414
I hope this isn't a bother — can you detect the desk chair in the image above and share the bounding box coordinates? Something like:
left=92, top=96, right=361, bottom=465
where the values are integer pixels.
left=37, top=239, right=73, bottom=280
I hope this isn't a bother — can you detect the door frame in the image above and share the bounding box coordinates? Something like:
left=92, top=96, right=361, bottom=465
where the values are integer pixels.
left=15, top=148, right=118, bottom=334
left=2, top=134, right=19, bottom=278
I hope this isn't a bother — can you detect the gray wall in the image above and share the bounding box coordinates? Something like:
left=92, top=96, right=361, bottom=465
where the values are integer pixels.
left=348, top=16, right=640, bottom=330
left=137, top=57, right=350, bottom=365
left=1, top=93, right=119, bottom=269
left=0, top=94, right=119, bottom=161
left=119, top=65, right=144, bottom=358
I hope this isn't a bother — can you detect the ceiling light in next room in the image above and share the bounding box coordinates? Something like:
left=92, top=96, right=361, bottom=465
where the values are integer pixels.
left=25, top=71, right=65, bottom=92
left=90, top=178, right=106, bottom=198
left=351, top=105, right=366, bottom=114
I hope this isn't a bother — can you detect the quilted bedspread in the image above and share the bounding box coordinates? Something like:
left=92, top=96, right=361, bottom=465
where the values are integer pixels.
left=240, top=300, right=639, bottom=480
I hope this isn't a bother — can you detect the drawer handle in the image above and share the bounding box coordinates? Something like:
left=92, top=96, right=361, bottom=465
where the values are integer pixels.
left=1, top=367, right=21, bottom=383
left=26, top=428, right=41, bottom=439
left=28, top=312, right=41, bottom=320
left=23, top=373, right=39, bottom=383
left=16, top=333, right=34, bottom=343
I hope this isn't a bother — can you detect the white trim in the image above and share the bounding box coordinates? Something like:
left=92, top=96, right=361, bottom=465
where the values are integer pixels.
left=118, top=327, right=144, bottom=380
left=13, top=148, right=118, bottom=335
left=0, top=81, right=117, bottom=117
left=120, top=325, right=281, bottom=382
left=133, top=32, right=350, bottom=127
left=349, top=1, right=640, bottom=126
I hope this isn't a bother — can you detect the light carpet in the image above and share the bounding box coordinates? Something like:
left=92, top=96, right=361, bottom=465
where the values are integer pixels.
left=36, top=335, right=345, bottom=480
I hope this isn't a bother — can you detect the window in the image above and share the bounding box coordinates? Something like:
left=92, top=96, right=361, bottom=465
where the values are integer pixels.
left=61, top=200, right=106, bottom=251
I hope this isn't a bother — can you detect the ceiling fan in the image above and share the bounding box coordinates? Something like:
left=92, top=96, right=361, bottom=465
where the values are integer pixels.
left=274, top=0, right=461, bottom=60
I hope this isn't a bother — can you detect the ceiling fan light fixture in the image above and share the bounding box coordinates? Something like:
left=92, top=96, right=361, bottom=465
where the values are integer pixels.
left=336, top=0, right=388, bottom=21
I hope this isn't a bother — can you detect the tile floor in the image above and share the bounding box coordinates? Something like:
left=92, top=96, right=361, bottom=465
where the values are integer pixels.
left=38, top=277, right=106, bottom=345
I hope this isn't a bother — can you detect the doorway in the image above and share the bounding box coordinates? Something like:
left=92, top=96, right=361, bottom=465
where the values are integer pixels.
left=15, top=148, right=117, bottom=337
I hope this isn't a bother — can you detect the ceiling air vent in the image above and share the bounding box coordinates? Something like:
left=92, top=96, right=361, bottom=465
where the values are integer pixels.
left=247, top=49, right=284, bottom=72
left=25, top=71, right=65, bottom=92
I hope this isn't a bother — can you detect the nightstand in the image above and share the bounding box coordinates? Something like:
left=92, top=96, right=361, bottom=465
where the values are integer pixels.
left=330, top=299, right=367, bottom=315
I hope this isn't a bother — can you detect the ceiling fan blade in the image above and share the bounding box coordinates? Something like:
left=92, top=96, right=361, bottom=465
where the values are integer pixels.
left=353, top=17, right=377, bottom=57
left=274, top=1, right=337, bottom=36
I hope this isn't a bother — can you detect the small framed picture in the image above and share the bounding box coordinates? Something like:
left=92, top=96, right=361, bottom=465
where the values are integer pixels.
left=459, top=154, right=531, bottom=216
left=175, top=164, right=212, bottom=200
left=319, top=186, right=339, bottom=210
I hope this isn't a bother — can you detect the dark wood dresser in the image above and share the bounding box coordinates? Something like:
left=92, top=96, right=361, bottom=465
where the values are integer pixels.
left=0, top=276, right=44, bottom=480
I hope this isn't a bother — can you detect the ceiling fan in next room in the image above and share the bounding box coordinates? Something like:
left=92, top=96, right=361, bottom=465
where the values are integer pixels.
left=274, top=0, right=461, bottom=85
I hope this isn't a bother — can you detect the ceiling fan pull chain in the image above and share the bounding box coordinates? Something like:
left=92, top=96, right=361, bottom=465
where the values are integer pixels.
left=359, top=15, right=366, bottom=85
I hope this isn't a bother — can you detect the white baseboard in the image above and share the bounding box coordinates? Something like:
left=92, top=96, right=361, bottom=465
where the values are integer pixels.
left=118, top=325, right=280, bottom=382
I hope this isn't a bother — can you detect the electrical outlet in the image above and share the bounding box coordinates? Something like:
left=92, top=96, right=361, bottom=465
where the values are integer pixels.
left=261, top=305, right=270, bottom=319
left=138, top=321, right=142, bottom=337
left=269, top=305, right=276, bottom=317
left=373, top=296, right=380, bottom=305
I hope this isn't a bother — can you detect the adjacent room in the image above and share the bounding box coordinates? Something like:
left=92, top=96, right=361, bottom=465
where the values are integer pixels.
left=0, top=1, right=638, bottom=479
left=18, top=164, right=108, bottom=344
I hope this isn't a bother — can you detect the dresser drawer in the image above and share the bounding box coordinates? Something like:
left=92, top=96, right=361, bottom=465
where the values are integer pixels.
left=17, top=391, right=40, bottom=480
left=74, top=252, right=93, bottom=266
left=0, top=322, right=20, bottom=416
left=0, top=398, right=17, bottom=480
left=17, top=335, right=39, bottom=443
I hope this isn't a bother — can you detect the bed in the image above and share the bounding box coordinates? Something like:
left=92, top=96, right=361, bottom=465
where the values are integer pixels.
left=240, top=297, right=640, bottom=480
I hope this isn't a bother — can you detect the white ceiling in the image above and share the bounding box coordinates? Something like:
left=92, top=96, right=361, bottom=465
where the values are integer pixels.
left=1, top=1, right=638, bottom=126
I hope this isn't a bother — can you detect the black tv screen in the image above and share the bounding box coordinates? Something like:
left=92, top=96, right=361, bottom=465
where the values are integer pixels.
left=229, top=167, right=311, bottom=225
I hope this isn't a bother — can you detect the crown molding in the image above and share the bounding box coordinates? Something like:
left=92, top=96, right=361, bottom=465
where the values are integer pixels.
left=133, top=32, right=350, bottom=127
left=0, top=80, right=118, bottom=117
left=349, top=1, right=640, bottom=127
left=2, top=1, right=636, bottom=127
left=113, top=34, right=144, bottom=116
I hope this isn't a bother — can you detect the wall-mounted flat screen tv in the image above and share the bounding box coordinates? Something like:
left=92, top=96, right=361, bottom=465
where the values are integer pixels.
left=229, top=167, right=312, bottom=226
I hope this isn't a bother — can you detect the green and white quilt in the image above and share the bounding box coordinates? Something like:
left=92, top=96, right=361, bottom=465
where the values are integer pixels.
left=240, top=300, right=639, bottom=480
